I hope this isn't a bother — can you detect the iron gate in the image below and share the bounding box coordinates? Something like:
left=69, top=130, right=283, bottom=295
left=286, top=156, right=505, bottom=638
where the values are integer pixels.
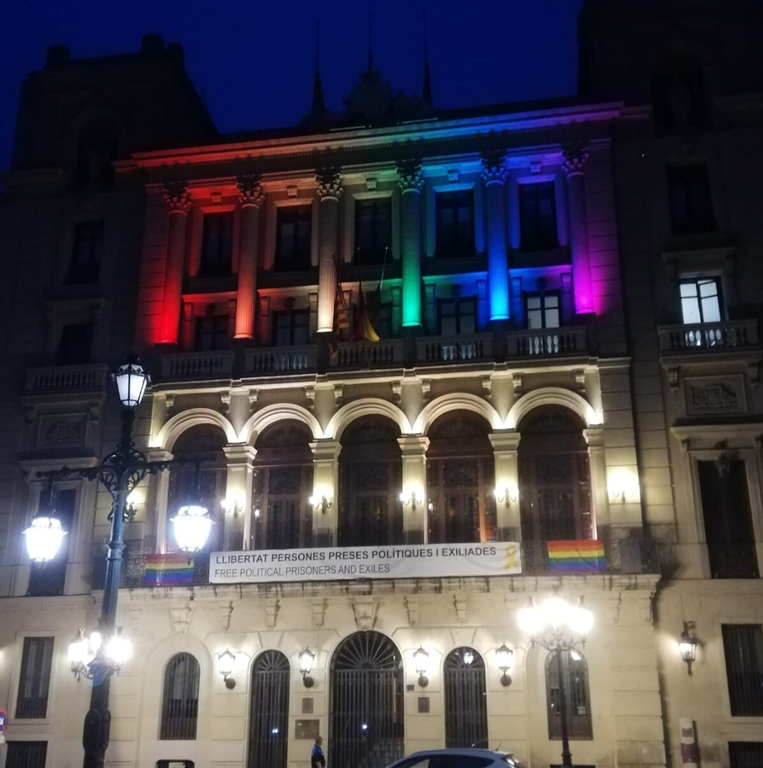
left=330, top=632, right=404, bottom=768
left=248, top=650, right=290, bottom=768
left=444, top=647, right=488, bottom=748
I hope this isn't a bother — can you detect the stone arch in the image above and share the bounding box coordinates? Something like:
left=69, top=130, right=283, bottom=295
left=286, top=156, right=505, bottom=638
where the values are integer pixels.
left=240, top=403, right=322, bottom=445
left=154, top=408, right=237, bottom=452
left=413, top=393, right=502, bottom=435
left=326, top=398, right=411, bottom=441
left=506, top=387, right=600, bottom=430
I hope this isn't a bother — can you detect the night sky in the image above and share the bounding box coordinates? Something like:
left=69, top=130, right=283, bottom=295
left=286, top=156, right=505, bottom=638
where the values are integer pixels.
left=0, top=0, right=584, bottom=169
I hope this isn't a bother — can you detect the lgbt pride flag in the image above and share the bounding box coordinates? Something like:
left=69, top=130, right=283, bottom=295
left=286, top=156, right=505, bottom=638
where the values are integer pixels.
left=547, top=540, right=606, bottom=574
left=144, top=554, right=194, bottom=587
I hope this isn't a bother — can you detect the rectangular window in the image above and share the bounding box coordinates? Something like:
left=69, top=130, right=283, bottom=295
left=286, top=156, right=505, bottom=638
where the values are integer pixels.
left=730, top=742, right=763, bottom=768
left=199, top=212, right=234, bottom=277
left=275, top=206, right=312, bottom=271
left=57, top=322, right=94, bottom=365
left=667, top=164, right=715, bottom=234
left=195, top=315, right=229, bottom=351
left=354, top=198, right=392, bottom=265
left=67, top=221, right=104, bottom=284
left=519, top=182, right=558, bottom=251
left=680, top=279, right=722, bottom=324
left=28, top=490, right=76, bottom=597
left=436, top=190, right=475, bottom=258
left=526, top=293, right=561, bottom=329
left=273, top=310, right=309, bottom=346
left=16, top=637, right=54, bottom=719
left=698, top=460, right=759, bottom=579
left=722, top=624, right=763, bottom=716
left=6, top=741, right=48, bottom=768
left=439, top=297, right=477, bottom=336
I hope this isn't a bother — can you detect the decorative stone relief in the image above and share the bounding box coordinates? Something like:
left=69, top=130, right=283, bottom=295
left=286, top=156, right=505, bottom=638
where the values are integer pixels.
left=221, top=601, right=233, bottom=631
left=609, top=594, right=622, bottom=624
left=266, top=596, right=280, bottom=629
left=574, top=369, right=586, bottom=395
left=316, top=170, right=344, bottom=199
left=562, top=144, right=590, bottom=177
left=685, top=375, right=746, bottom=416
left=421, top=379, right=432, bottom=404
left=305, top=385, right=316, bottom=412
left=511, top=372, right=523, bottom=398
left=248, top=388, right=259, bottom=407
left=453, top=594, right=468, bottom=625
left=482, top=376, right=493, bottom=402
left=404, top=596, right=418, bottom=627
left=397, top=161, right=424, bottom=192
left=237, top=176, right=266, bottom=208
left=391, top=381, right=402, bottom=406
left=220, top=392, right=232, bottom=416
left=353, top=598, right=379, bottom=631
left=163, top=183, right=193, bottom=213
left=333, top=384, right=344, bottom=408
left=170, top=606, right=192, bottom=634
left=312, top=598, right=327, bottom=628
left=480, top=150, right=508, bottom=184
left=40, top=418, right=84, bottom=448
left=640, top=593, right=656, bottom=625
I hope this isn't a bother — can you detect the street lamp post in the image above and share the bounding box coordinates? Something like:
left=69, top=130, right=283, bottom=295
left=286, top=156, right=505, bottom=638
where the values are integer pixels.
left=517, top=595, right=594, bottom=768
left=22, top=357, right=214, bottom=768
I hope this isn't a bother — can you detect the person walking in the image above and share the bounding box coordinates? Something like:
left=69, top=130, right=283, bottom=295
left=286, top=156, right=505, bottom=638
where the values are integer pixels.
left=311, top=735, right=326, bottom=768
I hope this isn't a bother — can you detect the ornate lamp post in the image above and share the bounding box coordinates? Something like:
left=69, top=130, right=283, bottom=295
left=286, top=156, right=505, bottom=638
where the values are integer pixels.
left=517, top=595, right=594, bottom=768
left=22, top=356, right=213, bottom=768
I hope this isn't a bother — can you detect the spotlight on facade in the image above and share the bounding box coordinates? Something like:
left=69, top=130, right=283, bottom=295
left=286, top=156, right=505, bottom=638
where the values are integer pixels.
left=308, top=493, right=332, bottom=514
left=113, top=357, right=149, bottom=409
left=171, top=504, right=213, bottom=557
left=496, top=643, right=514, bottom=686
left=217, top=648, right=237, bottom=689
left=399, top=487, right=424, bottom=510
left=678, top=622, right=698, bottom=676
left=300, top=647, right=316, bottom=688
left=23, top=512, right=67, bottom=565
left=413, top=645, right=430, bottom=688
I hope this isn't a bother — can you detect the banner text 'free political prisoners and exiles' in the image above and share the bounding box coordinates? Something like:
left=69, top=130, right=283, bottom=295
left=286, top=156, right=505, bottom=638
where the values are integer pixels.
left=209, top=543, right=522, bottom=584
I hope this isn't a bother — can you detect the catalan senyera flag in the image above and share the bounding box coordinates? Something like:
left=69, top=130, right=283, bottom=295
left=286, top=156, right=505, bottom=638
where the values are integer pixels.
left=546, top=540, right=606, bottom=574
left=144, top=553, right=194, bottom=587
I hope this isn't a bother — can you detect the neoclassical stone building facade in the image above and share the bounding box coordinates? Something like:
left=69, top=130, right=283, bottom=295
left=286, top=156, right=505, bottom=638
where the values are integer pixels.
left=1, top=2, right=762, bottom=768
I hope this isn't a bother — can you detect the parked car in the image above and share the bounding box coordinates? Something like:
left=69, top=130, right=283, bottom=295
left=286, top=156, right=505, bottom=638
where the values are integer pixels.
left=385, top=749, right=526, bottom=768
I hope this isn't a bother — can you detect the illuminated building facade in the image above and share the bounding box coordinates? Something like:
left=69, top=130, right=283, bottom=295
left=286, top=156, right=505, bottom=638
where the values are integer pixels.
left=0, top=2, right=762, bottom=767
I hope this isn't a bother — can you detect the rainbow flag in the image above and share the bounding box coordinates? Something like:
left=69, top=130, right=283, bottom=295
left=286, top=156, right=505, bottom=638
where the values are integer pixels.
left=144, top=554, right=194, bottom=587
left=547, top=540, right=606, bottom=574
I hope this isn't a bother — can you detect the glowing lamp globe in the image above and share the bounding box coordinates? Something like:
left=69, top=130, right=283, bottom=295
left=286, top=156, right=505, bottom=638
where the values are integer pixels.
left=171, top=504, right=213, bottom=555
left=495, top=643, right=514, bottom=672
left=113, top=358, right=149, bottom=409
left=105, top=629, right=132, bottom=666
left=217, top=649, right=236, bottom=679
left=299, top=647, right=316, bottom=676
left=23, top=515, right=67, bottom=564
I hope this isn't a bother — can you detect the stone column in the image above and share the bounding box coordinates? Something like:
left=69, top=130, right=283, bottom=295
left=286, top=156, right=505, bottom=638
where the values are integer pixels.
left=309, top=439, right=342, bottom=548
left=398, top=162, right=424, bottom=329
left=235, top=177, right=266, bottom=340
left=398, top=436, right=430, bottom=544
left=316, top=170, right=343, bottom=334
left=489, top=431, right=521, bottom=541
left=583, top=427, right=610, bottom=541
left=160, top=184, right=192, bottom=345
left=481, top=152, right=510, bottom=322
left=563, top=145, right=594, bottom=315
left=147, top=450, right=174, bottom=553
left=222, top=444, right=257, bottom=551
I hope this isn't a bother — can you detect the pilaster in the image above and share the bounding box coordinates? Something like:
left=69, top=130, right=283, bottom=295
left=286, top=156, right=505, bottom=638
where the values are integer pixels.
left=222, top=444, right=257, bottom=551
left=309, top=439, right=342, bottom=548
left=489, top=430, right=521, bottom=540
left=316, top=170, right=343, bottom=335
left=563, top=145, right=593, bottom=316
left=398, top=161, right=424, bottom=330
left=398, top=435, right=430, bottom=544
left=235, top=177, right=266, bottom=340
left=481, top=151, right=510, bottom=322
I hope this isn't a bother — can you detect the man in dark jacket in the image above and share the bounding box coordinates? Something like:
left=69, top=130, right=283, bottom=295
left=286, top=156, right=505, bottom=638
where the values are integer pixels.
left=311, top=736, right=326, bottom=768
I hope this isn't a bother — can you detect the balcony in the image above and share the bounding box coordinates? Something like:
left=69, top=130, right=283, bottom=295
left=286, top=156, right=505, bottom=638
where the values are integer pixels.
left=658, top=319, right=759, bottom=353
left=507, top=326, right=588, bottom=358
left=245, top=345, right=316, bottom=375
left=330, top=340, right=404, bottom=369
left=417, top=333, right=493, bottom=364
left=521, top=537, right=660, bottom=576
left=160, top=350, right=234, bottom=380
left=25, top=363, right=109, bottom=395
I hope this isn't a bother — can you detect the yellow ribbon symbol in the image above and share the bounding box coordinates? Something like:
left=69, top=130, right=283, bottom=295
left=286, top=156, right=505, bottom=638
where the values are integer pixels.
left=504, top=543, right=520, bottom=572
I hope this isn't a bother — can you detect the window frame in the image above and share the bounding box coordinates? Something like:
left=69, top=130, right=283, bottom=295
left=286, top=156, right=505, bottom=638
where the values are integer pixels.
left=679, top=277, right=723, bottom=325
left=525, top=291, right=562, bottom=330
left=435, top=189, right=475, bottom=259
left=15, top=636, right=55, bottom=720
left=198, top=211, right=235, bottom=278
left=518, top=180, right=559, bottom=252
left=545, top=649, right=593, bottom=740
left=354, top=197, right=392, bottom=266
left=437, top=296, right=477, bottom=336
left=275, top=204, right=313, bottom=272
left=722, top=624, right=763, bottom=718
left=66, top=220, right=105, bottom=285
left=666, top=163, right=715, bottom=235
left=6, top=740, right=48, bottom=768
left=160, top=652, right=201, bottom=741
left=194, top=313, right=230, bottom=352
left=272, top=308, right=310, bottom=347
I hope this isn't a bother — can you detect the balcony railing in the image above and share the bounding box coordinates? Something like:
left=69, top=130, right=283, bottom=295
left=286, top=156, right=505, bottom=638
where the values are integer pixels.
left=160, top=350, right=234, bottom=379
left=25, top=363, right=109, bottom=394
left=417, top=333, right=493, bottom=364
left=521, top=538, right=660, bottom=576
left=245, top=345, right=316, bottom=374
left=507, top=326, right=588, bottom=357
left=658, top=319, right=759, bottom=353
left=330, top=340, right=404, bottom=369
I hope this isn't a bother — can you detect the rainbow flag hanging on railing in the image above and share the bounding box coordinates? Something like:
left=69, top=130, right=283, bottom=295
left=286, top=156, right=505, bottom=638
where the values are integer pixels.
left=547, top=540, right=606, bottom=574
left=144, top=554, right=194, bottom=587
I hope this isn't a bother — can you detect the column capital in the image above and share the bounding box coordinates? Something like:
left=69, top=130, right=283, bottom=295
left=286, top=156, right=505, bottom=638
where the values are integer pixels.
left=480, top=150, right=508, bottom=184
left=397, top=435, right=430, bottom=455
left=163, top=183, right=193, bottom=213
left=562, top=144, right=590, bottom=178
left=237, top=176, right=266, bottom=208
left=489, top=429, right=521, bottom=452
left=316, top=169, right=344, bottom=199
left=223, top=443, right=258, bottom=464
left=397, top=160, right=424, bottom=193
left=310, top=439, right=343, bottom=460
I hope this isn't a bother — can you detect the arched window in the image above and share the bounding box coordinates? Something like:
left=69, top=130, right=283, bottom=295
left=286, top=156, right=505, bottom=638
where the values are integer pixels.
left=248, top=651, right=290, bottom=768
left=160, top=653, right=200, bottom=740
left=330, top=632, right=404, bottom=768
left=253, top=422, right=314, bottom=550
left=444, top=647, right=488, bottom=748
left=518, top=407, right=592, bottom=563
left=168, top=426, right=227, bottom=552
left=427, top=412, right=496, bottom=543
left=338, top=417, right=403, bottom=546
left=545, top=650, right=593, bottom=740
left=76, top=117, right=118, bottom=186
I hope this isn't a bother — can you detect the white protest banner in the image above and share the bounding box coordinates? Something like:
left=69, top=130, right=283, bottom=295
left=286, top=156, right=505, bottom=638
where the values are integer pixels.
left=209, top=542, right=522, bottom=584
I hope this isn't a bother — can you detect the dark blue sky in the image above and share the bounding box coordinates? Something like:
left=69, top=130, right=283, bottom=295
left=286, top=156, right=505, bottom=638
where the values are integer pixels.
left=0, top=0, right=584, bottom=169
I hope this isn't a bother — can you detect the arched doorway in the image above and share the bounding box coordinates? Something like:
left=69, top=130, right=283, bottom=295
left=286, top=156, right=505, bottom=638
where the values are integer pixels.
left=247, top=651, right=290, bottom=768
left=444, top=647, right=488, bottom=748
left=426, top=412, right=496, bottom=543
left=330, top=632, right=404, bottom=768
